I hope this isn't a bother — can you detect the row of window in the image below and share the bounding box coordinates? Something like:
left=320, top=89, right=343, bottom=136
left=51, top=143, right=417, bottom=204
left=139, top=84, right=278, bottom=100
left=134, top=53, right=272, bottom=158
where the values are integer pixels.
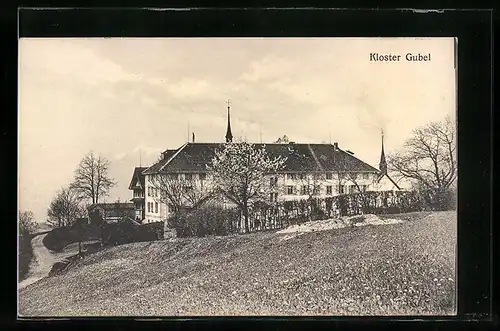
left=284, top=184, right=367, bottom=196
left=165, top=173, right=207, bottom=181
left=147, top=187, right=159, bottom=197
left=150, top=172, right=370, bottom=185
left=133, top=190, right=144, bottom=198
left=283, top=172, right=371, bottom=180
left=147, top=201, right=159, bottom=214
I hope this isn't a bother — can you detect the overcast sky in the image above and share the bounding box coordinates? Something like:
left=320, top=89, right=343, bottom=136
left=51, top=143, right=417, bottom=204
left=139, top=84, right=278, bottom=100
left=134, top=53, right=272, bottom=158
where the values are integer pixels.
left=18, top=37, right=456, bottom=223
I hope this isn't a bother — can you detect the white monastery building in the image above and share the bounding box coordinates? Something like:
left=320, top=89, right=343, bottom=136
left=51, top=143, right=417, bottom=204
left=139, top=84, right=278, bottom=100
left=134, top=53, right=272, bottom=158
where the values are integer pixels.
left=130, top=103, right=401, bottom=224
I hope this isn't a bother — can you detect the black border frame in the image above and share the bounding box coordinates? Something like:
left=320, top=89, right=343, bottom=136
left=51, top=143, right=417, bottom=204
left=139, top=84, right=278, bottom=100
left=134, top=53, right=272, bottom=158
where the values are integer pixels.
left=4, top=6, right=494, bottom=329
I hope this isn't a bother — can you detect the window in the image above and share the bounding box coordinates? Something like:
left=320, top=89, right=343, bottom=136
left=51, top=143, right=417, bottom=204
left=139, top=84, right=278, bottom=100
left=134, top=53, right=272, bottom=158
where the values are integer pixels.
left=299, top=173, right=305, bottom=180
left=199, top=173, right=206, bottom=181
left=147, top=202, right=150, bottom=213
left=287, top=186, right=294, bottom=195
left=270, top=176, right=278, bottom=187
left=301, top=185, right=307, bottom=195
left=147, top=187, right=151, bottom=197
left=185, top=173, right=193, bottom=181
left=339, top=185, right=345, bottom=194
left=155, top=202, right=158, bottom=213
left=360, top=185, right=367, bottom=192
left=326, top=185, right=332, bottom=195
left=270, top=193, right=278, bottom=202
left=289, top=173, right=297, bottom=180
left=326, top=173, right=332, bottom=180
left=313, top=186, right=320, bottom=195
left=349, top=185, right=356, bottom=194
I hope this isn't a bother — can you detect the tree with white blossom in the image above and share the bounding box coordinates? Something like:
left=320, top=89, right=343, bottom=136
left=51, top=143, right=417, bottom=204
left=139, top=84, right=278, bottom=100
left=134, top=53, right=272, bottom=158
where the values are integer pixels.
left=207, top=140, right=287, bottom=233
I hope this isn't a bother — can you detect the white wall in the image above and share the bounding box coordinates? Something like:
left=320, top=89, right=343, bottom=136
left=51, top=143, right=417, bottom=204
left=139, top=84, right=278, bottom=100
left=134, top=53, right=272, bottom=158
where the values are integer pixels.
left=143, top=174, right=164, bottom=224
left=141, top=171, right=381, bottom=223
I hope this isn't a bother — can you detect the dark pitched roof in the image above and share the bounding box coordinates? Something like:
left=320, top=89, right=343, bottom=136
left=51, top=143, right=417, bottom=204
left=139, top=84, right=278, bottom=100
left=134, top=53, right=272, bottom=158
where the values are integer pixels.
left=376, top=173, right=402, bottom=190
left=128, top=167, right=148, bottom=190
left=142, top=148, right=181, bottom=175
left=88, top=203, right=135, bottom=219
left=143, top=142, right=379, bottom=174
left=88, top=203, right=135, bottom=210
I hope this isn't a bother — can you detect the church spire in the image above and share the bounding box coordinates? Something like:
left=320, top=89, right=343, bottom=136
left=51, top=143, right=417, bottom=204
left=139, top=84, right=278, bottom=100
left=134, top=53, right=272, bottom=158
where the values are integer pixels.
left=379, top=129, right=387, bottom=174
left=225, top=100, right=233, bottom=143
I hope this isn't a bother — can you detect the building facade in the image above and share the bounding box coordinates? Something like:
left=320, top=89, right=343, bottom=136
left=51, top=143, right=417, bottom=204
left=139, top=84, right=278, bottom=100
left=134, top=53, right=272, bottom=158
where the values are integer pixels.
left=131, top=104, right=400, bottom=224
left=128, top=167, right=147, bottom=221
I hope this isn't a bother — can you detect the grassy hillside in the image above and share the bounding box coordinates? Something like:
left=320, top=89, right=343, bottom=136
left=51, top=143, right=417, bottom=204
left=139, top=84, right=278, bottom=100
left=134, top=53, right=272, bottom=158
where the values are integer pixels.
left=18, top=212, right=456, bottom=316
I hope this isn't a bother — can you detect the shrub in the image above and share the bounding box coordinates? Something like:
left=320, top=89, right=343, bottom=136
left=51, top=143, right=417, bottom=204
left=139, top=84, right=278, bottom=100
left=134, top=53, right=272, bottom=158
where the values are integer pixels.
left=141, top=221, right=164, bottom=240
left=101, top=219, right=164, bottom=246
left=168, top=205, right=239, bottom=238
left=43, top=227, right=76, bottom=252
left=43, top=222, right=102, bottom=252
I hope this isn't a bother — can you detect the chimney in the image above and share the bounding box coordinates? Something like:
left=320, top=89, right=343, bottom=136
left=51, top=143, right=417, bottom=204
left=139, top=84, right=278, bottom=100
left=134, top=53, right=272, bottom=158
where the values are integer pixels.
left=333, top=142, right=339, bottom=150
left=192, top=132, right=195, bottom=143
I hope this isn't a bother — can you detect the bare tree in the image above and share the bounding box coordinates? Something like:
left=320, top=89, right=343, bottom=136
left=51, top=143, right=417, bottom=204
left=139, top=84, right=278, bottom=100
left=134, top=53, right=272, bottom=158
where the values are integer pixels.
left=148, top=170, right=215, bottom=214
left=19, top=210, right=38, bottom=236
left=388, top=116, right=457, bottom=191
left=71, top=151, right=116, bottom=204
left=207, top=140, right=287, bottom=233
left=332, top=152, right=378, bottom=215
left=47, top=186, right=84, bottom=228
left=299, top=173, right=325, bottom=198
left=296, top=172, right=326, bottom=220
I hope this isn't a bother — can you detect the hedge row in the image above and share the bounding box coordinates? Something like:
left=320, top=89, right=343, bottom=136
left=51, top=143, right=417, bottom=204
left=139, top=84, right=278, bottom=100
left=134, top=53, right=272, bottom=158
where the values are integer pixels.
left=101, top=220, right=164, bottom=246
left=167, top=188, right=456, bottom=237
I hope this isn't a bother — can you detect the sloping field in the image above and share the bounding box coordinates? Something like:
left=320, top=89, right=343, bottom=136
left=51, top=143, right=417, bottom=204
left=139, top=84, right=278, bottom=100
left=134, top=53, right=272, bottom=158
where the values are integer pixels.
left=18, top=211, right=456, bottom=316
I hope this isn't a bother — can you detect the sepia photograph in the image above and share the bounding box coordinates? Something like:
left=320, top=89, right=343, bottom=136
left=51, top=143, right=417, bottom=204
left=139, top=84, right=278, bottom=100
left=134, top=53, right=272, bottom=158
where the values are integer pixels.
left=18, top=37, right=457, bottom=316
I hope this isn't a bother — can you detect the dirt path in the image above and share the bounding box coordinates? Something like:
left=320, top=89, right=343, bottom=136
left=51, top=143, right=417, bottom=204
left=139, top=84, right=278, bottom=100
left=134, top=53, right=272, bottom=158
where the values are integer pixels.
left=18, top=234, right=79, bottom=290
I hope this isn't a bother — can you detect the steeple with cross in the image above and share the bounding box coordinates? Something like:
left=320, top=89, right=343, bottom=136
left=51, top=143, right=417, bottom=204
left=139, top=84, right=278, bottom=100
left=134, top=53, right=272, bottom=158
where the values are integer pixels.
left=379, top=128, right=387, bottom=174
left=225, top=99, right=233, bottom=143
